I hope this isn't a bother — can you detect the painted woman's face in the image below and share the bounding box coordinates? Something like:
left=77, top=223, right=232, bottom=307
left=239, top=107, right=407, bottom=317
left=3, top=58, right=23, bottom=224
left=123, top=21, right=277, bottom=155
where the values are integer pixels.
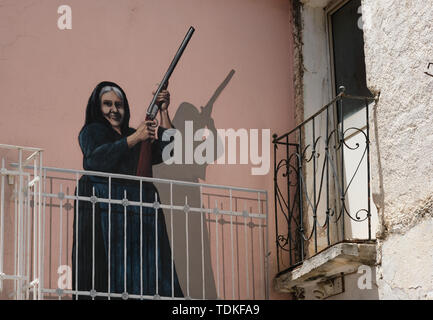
left=100, top=90, right=125, bottom=132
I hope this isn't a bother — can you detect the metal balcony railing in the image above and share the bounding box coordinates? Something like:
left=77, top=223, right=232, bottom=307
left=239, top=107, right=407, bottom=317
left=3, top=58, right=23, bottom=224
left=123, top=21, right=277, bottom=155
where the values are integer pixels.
left=273, top=89, right=377, bottom=272
left=0, top=144, right=269, bottom=300
left=0, top=144, right=43, bottom=300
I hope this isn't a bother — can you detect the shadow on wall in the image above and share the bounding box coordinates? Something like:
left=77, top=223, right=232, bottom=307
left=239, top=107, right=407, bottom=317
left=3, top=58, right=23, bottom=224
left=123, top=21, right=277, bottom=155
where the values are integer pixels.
left=153, top=70, right=235, bottom=299
left=371, top=97, right=386, bottom=239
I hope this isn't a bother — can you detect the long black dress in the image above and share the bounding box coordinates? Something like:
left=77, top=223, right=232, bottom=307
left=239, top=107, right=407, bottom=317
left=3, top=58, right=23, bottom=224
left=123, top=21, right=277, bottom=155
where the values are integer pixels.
left=72, top=121, right=183, bottom=299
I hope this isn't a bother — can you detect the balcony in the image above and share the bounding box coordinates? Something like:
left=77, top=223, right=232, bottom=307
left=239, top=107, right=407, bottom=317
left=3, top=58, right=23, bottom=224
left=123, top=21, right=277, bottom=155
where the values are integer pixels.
left=0, top=144, right=269, bottom=300
left=272, top=90, right=378, bottom=299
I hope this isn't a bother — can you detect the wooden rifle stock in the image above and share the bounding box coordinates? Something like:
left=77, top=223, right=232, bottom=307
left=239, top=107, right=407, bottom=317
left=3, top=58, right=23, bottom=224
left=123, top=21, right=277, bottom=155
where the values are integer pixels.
left=136, top=26, right=195, bottom=177
left=136, top=115, right=154, bottom=178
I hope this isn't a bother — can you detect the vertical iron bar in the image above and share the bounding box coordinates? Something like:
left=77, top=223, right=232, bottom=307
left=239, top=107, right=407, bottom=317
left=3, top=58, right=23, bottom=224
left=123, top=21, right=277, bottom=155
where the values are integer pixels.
left=0, top=158, right=5, bottom=292
left=58, top=184, right=63, bottom=300
left=326, top=106, right=331, bottom=246
left=258, top=192, right=264, bottom=300
left=14, top=152, right=18, bottom=299
left=340, top=97, right=345, bottom=239
left=14, top=181, right=18, bottom=298
left=215, top=200, right=220, bottom=298
left=108, top=176, right=111, bottom=299
left=312, top=117, right=318, bottom=253
left=32, top=158, right=37, bottom=299
left=155, top=192, right=159, bottom=297
left=25, top=176, right=30, bottom=300
left=286, top=136, right=292, bottom=266
left=124, top=190, right=127, bottom=297
left=200, top=186, right=205, bottom=300
left=229, top=189, right=235, bottom=300
left=48, top=177, right=53, bottom=296
left=26, top=176, right=31, bottom=299
left=22, top=174, right=27, bottom=299
left=170, top=183, right=174, bottom=299
left=92, top=186, right=95, bottom=300
left=39, top=167, right=46, bottom=300
left=37, top=153, right=43, bottom=300
left=265, top=191, right=269, bottom=300
left=366, top=99, right=372, bottom=240
left=273, top=137, right=280, bottom=272
left=14, top=179, right=18, bottom=297
left=185, top=196, right=189, bottom=299
left=17, top=148, right=23, bottom=299
left=74, top=173, right=79, bottom=300
left=244, top=203, right=249, bottom=299
left=22, top=177, right=27, bottom=300
left=139, top=179, right=142, bottom=299
left=297, top=129, right=304, bottom=262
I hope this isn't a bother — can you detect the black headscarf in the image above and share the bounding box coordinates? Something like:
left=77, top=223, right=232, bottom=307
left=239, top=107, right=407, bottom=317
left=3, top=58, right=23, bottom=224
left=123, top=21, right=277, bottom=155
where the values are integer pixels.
left=81, top=81, right=131, bottom=137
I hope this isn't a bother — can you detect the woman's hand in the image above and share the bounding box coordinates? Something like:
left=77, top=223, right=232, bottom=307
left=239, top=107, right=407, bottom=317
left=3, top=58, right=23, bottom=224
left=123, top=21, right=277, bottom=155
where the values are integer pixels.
left=136, top=120, right=157, bottom=141
left=151, top=84, right=173, bottom=129
left=153, top=89, right=170, bottom=111
left=127, top=120, right=157, bottom=148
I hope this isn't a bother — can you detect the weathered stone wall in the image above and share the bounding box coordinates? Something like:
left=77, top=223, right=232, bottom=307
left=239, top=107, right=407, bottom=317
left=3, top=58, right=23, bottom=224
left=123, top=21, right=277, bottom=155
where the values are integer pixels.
left=361, top=0, right=433, bottom=299
left=378, top=219, right=433, bottom=299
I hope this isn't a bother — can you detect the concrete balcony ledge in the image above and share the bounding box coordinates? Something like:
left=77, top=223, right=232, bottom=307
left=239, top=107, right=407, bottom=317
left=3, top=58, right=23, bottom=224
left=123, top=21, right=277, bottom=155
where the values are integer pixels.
left=274, top=241, right=377, bottom=298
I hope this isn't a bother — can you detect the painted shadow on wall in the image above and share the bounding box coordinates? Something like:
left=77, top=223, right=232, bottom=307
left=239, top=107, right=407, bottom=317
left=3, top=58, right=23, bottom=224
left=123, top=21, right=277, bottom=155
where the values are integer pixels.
left=153, top=69, right=235, bottom=299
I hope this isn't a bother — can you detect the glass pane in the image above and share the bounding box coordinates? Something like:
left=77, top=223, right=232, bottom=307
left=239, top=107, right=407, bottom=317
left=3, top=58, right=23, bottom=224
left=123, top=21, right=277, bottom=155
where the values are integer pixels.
left=331, top=0, right=371, bottom=120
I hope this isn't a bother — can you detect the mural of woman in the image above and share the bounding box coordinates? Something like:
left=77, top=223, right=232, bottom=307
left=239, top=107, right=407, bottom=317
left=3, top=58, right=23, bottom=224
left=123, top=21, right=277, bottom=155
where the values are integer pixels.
left=72, top=81, right=183, bottom=299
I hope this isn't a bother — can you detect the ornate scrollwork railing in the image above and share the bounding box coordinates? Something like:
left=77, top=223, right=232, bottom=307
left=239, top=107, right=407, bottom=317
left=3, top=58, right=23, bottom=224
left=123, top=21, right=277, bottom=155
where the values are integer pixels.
left=273, top=88, right=376, bottom=272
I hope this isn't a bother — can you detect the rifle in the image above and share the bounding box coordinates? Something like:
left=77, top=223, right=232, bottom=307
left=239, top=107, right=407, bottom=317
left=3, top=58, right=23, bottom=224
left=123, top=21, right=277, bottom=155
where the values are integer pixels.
left=136, top=26, right=195, bottom=177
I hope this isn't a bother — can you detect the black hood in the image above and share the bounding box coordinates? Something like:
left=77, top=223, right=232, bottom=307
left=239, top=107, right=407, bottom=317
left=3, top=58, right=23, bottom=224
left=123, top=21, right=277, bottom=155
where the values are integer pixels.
left=81, top=81, right=131, bottom=137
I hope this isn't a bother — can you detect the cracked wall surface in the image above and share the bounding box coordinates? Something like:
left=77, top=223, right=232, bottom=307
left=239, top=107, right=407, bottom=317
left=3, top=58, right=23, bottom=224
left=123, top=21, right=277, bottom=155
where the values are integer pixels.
left=362, top=0, right=433, bottom=299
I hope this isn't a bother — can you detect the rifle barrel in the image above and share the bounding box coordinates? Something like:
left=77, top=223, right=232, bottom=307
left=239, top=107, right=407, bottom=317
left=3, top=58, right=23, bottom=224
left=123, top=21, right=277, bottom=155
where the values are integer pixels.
left=147, top=26, right=195, bottom=119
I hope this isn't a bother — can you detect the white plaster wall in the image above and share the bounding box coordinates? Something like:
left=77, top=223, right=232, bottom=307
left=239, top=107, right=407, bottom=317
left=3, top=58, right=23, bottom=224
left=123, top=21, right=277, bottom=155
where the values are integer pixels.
left=300, top=1, right=340, bottom=257
left=361, top=0, right=433, bottom=299
left=362, top=0, right=433, bottom=232
left=377, top=218, right=433, bottom=299
left=301, top=3, right=333, bottom=119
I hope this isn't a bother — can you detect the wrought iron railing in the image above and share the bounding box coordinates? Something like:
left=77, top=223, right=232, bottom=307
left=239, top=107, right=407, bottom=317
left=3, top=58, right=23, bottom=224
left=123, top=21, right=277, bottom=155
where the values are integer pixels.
left=273, top=88, right=377, bottom=272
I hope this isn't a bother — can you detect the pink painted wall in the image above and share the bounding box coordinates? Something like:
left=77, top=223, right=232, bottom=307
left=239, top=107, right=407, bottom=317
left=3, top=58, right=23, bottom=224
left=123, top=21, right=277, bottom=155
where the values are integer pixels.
left=0, top=0, right=295, bottom=299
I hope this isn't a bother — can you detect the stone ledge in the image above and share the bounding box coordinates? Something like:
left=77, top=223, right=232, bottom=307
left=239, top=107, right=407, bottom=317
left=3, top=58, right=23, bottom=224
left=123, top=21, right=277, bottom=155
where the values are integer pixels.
left=274, top=241, right=377, bottom=294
